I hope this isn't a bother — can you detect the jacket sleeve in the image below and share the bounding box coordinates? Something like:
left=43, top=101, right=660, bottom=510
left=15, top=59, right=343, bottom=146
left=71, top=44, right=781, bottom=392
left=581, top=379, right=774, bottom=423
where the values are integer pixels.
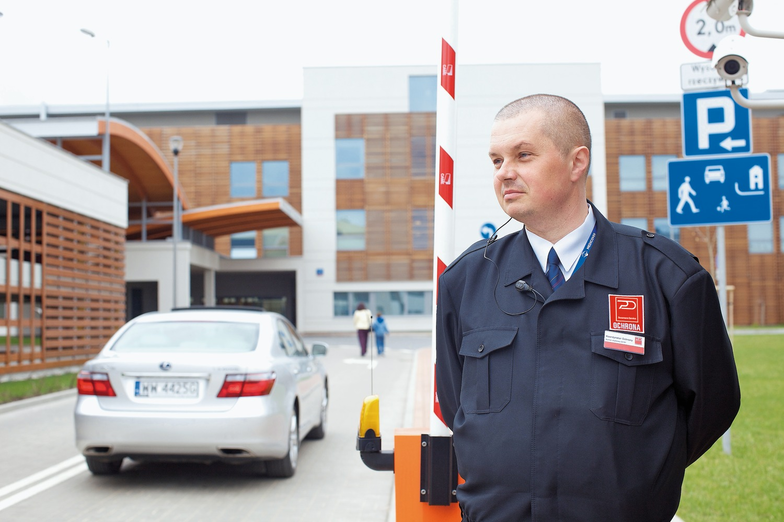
left=671, top=269, right=741, bottom=465
left=435, top=274, right=462, bottom=430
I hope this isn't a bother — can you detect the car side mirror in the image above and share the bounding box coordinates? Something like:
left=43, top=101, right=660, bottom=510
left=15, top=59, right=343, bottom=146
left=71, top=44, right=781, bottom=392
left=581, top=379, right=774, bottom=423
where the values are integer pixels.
left=311, top=342, right=328, bottom=356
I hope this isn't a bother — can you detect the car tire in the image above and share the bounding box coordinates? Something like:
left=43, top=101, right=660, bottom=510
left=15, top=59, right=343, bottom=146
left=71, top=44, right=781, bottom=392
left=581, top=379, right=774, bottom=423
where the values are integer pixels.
left=266, top=408, right=298, bottom=478
left=85, top=456, right=123, bottom=475
left=306, top=385, right=328, bottom=440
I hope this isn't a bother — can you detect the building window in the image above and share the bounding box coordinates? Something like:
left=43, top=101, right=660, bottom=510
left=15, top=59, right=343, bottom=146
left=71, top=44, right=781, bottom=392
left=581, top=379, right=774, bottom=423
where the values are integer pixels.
left=263, top=227, right=289, bottom=258
left=748, top=222, right=773, bottom=253
left=619, top=155, right=646, bottom=191
left=654, top=218, right=680, bottom=243
left=411, top=136, right=434, bottom=178
left=262, top=161, right=289, bottom=197
left=230, top=162, right=256, bottom=198
left=412, top=208, right=433, bottom=250
left=621, top=218, right=648, bottom=231
left=778, top=154, right=784, bottom=190
left=336, top=210, right=366, bottom=251
left=652, top=155, right=676, bottom=191
left=216, top=111, right=247, bottom=125
left=612, top=110, right=628, bottom=119
left=230, top=231, right=257, bottom=259
left=336, top=139, right=365, bottom=179
left=333, top=291, right=433, bottom=316
left=409, top=75, right=437, bottom=112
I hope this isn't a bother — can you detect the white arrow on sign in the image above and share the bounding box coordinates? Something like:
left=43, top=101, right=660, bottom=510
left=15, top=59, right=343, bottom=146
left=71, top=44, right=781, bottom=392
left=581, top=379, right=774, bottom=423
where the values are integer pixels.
left=720, top=136, right=747, bottom=151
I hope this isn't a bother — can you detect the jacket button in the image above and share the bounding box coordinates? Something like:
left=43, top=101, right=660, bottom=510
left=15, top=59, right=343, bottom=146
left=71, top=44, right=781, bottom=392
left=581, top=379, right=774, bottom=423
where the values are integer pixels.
left=624, top=353, right=634, bottom=361
left=478, top=344, right=484, bottom=353
left=646, top=233, right=655, bottom=238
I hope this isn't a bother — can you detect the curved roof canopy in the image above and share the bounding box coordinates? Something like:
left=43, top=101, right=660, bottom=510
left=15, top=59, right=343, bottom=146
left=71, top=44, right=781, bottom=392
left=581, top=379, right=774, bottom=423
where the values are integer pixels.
left=126, top=198, right=302, bottom=240
left=8, top=116, right=186, bottom=208
left=6, top=116, right=302, bottom=241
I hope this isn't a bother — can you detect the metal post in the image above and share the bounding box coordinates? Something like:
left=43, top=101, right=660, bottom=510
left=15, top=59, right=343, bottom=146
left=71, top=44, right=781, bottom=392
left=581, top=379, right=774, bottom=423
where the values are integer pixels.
left=169, top=136, right=183, bottom=311
left=172, top=151, right=178, bottom=309
left=102, top=39, right=110, bottom=173
left=80, top=29, right=110, bottom=173
left=717, top=225, right=731, bottom=455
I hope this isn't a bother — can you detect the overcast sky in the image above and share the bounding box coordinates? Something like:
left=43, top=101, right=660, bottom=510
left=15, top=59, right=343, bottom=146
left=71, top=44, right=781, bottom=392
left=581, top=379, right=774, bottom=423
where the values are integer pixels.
left=1, top=0, right=783, bottom=108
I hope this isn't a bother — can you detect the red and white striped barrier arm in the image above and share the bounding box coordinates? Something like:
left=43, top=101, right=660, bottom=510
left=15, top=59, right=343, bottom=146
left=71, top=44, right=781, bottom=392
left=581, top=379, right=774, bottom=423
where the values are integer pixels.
left=430, top=0, right=459, bottom=437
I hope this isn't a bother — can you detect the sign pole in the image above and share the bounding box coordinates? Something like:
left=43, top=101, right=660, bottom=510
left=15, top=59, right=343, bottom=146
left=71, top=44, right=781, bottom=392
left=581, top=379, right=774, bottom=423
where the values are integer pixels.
left=716, top=225, right=732, bottom=455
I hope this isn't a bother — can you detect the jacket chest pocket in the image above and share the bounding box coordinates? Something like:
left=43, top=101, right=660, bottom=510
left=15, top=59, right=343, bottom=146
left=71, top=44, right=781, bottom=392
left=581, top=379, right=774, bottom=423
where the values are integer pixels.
left=589, top=333, right=663, bottom=426
left=458, top=327, right=517, bottom=414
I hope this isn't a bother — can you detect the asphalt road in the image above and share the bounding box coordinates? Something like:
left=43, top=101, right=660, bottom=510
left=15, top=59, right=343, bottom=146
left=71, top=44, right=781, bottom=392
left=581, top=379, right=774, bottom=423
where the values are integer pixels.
left=0, top=333, right=432, bottom=522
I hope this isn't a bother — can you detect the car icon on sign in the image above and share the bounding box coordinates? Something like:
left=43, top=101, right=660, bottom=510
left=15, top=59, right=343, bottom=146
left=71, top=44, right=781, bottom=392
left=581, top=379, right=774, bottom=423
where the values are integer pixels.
left=704, top=165, right=726, bottom=184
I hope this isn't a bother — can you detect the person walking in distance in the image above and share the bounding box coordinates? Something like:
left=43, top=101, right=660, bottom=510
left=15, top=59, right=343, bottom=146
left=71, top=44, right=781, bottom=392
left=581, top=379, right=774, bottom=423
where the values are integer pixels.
left=353, top=302, right=372, bottom=356
left=371, top=310, right=389, bottom=356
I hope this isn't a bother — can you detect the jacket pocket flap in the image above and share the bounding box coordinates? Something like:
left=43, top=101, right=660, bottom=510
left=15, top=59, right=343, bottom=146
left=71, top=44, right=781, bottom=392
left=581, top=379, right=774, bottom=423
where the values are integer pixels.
left=459, top=327, right=518, bottom=359
left=591, top=333, right=663, bottom=366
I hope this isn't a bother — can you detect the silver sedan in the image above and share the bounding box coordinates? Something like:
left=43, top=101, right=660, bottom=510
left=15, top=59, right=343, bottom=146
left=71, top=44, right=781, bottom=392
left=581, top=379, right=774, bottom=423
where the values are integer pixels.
left=74, top=308, right=328, bottom=478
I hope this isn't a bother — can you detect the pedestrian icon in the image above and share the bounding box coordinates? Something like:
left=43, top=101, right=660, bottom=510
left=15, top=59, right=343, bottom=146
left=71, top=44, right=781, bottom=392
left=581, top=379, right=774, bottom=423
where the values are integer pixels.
left=676, top=176, right=699, bottom=214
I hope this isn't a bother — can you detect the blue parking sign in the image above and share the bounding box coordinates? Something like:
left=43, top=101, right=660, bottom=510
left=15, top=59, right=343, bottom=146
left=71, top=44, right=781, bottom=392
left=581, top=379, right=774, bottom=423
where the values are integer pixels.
left=682, top=89, right=752, bottom=157
left=668, top=154, right=771, bottom=227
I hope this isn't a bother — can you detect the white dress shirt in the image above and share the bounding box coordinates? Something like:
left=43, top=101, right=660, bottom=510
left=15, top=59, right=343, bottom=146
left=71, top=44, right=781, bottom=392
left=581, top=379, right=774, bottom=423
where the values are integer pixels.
left=525, top=205, right=597, bottom=281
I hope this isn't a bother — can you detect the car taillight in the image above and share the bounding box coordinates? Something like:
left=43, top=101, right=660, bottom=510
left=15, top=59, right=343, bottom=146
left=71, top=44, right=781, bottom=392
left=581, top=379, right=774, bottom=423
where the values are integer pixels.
left=217, top=372, right=276, bottom=397
left=77, top=371, right=117, bottom=396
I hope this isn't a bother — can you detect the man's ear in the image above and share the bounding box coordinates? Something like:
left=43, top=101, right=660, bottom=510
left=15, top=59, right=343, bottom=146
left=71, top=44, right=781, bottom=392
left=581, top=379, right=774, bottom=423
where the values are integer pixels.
left=570, top=146, right=590, bottom=182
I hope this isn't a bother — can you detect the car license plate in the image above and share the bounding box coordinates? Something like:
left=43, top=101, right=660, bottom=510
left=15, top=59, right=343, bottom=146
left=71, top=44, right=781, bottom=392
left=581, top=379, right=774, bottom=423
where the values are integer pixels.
left=134, top=379, right=199, bottom=398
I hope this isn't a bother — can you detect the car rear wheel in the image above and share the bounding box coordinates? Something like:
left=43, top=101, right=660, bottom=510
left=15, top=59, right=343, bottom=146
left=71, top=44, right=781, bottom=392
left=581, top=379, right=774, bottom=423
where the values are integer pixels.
left=306, top=385, right=328, bottom=440
left=85, top=456, right=123, bottom=475
left=267, top=408, right=298, bottom=478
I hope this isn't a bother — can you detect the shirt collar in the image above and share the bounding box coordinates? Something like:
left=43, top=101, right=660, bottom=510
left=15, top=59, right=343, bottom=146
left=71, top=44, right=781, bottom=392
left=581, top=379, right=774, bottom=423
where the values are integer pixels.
left=525, top=205, right=596, bottom=280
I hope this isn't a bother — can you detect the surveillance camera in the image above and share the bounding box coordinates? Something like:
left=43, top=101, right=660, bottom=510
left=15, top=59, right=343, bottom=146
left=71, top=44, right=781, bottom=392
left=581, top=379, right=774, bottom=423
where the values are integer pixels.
left=711, top=35, right=748, bottom=83
left=706, top=0, right=739, bottom=22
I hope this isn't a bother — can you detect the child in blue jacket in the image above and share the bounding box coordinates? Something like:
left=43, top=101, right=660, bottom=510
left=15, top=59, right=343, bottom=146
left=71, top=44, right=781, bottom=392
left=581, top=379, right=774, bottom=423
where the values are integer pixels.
left=371, top=311, right=389, bottom=355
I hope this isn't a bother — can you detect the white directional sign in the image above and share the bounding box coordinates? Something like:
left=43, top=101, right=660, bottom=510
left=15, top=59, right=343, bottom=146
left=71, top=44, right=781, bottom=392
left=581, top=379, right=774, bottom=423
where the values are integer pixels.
left=682, top=89, right=752, bottom=157
left=668, top=154, right=771, bottom=227
left=680, top=61, right=747, bottom=92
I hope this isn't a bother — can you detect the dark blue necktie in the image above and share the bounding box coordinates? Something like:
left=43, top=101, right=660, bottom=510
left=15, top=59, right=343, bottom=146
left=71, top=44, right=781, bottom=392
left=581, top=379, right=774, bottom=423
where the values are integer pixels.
left=547, top=247, right=565, bottom=291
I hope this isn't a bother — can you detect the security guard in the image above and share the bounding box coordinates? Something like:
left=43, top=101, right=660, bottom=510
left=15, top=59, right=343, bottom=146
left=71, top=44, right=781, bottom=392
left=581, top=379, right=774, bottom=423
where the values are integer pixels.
left=436, top=94, right=740, bottom=522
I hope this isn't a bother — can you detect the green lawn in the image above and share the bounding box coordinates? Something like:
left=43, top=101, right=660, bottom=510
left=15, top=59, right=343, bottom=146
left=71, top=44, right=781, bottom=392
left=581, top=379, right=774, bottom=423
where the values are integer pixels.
left=677, top=334, right=784, bottom=521
left=0, top=372, right=77, bottom=404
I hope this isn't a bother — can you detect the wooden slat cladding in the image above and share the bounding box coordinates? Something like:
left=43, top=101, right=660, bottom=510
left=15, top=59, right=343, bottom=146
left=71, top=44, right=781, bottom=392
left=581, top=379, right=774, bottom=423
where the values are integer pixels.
left=142, top=124, right=303, bottom=258
left=605, top=116, right=784, bottom=326
left=335, top=113, right=437, bottom=282
left=0, top=188, right=125, bottom=375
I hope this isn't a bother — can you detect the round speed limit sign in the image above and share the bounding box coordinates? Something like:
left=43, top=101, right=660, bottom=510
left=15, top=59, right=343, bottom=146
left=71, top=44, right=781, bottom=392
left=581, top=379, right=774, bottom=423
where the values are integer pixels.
left=680, top=0, right=745, bottom=59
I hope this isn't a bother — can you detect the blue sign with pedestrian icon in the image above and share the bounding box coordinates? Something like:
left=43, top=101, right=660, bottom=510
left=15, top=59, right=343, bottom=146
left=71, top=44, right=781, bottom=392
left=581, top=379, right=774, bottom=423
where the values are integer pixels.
left=668, top=154, right=771, bottom=227
left=682, top=89, right=752, bottom=157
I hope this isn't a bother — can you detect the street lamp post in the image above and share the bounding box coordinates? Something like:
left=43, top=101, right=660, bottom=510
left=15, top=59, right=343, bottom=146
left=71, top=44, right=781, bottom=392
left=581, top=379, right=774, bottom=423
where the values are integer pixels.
left=80, top=28, right=111, bottom=173
left=169, top=136, right=184, bottom=310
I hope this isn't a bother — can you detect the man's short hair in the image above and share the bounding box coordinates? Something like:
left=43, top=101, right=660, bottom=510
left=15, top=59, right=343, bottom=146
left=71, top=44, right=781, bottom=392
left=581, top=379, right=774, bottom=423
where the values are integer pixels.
left=495, top=94, right=592, bottom=160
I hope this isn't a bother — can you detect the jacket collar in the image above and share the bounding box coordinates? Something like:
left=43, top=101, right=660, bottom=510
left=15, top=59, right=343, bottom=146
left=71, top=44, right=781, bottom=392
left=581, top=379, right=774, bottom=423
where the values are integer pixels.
left=501, top=202, right=619, bottom=298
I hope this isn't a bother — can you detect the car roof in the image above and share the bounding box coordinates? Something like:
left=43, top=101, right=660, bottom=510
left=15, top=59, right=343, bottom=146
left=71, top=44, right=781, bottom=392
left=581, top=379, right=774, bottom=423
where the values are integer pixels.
left=131, top=308, right=282, bottom=325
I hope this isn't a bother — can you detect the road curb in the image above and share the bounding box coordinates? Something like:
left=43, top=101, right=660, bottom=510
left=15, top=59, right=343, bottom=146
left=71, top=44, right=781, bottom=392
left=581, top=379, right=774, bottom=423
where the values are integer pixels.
left=0, top=389, right=76, bottom=415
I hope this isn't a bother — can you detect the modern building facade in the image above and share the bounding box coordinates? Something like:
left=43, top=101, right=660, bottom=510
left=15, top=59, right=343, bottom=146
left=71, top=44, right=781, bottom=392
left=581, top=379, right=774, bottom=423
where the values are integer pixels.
left=2, top=62, right=783, bottom=342
left=0, top=122, right=127, bottom=376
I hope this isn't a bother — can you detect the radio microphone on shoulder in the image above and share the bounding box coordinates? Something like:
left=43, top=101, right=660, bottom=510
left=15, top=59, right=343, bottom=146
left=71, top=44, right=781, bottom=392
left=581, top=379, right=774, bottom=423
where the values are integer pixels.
left=514, top=280, right=533, bottom=292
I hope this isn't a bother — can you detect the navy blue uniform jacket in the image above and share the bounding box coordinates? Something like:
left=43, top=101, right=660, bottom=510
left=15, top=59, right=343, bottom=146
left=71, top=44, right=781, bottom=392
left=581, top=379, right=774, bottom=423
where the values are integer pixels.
left=436, top=204, right=740, bottom=522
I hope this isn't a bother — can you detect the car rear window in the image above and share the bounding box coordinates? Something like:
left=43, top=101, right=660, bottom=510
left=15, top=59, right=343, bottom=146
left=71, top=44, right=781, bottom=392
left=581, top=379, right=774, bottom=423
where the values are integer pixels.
left=111, top=321, right=260, bottom=353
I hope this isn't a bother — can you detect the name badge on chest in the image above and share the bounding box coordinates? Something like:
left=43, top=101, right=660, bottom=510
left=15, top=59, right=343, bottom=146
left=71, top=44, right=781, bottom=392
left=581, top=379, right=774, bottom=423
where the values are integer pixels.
left=603, top=330, right=645, bottom=355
